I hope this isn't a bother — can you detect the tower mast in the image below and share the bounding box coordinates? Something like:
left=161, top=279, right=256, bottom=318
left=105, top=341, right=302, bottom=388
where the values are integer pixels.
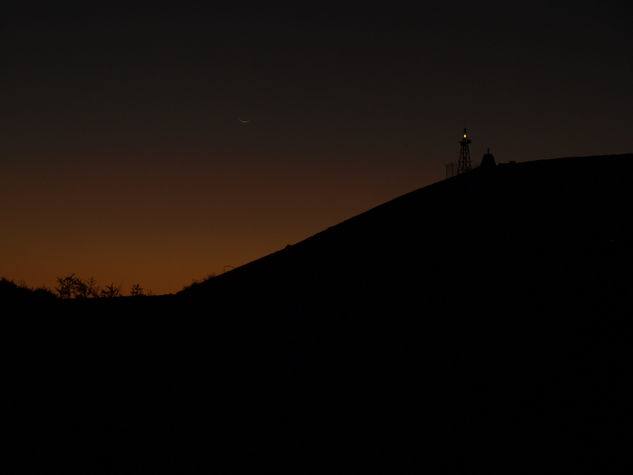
left=457, top=128, right=472, bottom=174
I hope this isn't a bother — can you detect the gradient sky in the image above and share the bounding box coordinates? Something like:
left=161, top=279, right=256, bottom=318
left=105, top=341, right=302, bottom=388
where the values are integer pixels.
left=1, top=2, right=632, bottom=294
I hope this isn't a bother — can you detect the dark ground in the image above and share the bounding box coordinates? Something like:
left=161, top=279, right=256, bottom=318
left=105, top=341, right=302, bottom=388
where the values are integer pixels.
left=2, top=154, right=632, bottom=473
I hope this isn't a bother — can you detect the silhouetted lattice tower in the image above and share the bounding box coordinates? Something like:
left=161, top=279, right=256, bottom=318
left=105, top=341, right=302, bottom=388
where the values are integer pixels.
left=457, top=128, right=472, bottom=174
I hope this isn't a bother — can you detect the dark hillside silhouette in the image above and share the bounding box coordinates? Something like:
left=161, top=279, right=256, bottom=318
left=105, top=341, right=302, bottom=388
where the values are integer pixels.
left=182, top=154, right=633, bottom=313
left=0, top=278, right=56, bottom=302
left=3, top=154, right=632, bottom=473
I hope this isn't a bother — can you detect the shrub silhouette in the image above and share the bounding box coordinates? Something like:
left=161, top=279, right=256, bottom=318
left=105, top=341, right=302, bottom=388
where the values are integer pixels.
left=85, top=277, right=101, bottom=298
left=55, top=274, right=78, bottom=299
left=8, top=273, right=149, bottom=299
left=130, top=283, right=145, bottom=297
left=101, top=283, right=121, bottom=298
left=181, top=273, right=216, bottom=292
left=55, top=274, right=122, bottom=299
left=56, top=274, right=102, bottom=299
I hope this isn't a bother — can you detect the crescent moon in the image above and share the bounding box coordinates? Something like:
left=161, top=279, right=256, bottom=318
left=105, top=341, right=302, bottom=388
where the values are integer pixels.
left=239, top=119, right=250, bottom=124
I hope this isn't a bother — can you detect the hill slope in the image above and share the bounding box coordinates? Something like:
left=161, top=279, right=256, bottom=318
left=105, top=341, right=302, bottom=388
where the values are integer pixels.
left=172, top=154, right=632, bottom=473
left=6, top=154, right=632, bottom=474
left=182, top=153, right=632, bottom=315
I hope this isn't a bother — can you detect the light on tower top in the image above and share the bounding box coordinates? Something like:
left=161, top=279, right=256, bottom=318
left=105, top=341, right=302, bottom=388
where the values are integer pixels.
left=457, top=128, right=472, bottom=175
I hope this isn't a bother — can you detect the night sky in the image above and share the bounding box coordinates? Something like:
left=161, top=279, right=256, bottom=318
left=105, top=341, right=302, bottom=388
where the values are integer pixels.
left=2, top=2, right=631, bottom=294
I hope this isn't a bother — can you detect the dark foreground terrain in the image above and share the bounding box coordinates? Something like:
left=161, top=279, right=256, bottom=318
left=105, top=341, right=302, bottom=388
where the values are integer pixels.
left=3, top=154, right=632, bottom=473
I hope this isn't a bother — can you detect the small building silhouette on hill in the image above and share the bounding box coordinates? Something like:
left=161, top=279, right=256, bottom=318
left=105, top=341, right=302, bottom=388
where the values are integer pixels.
left=480, top=148, right=496, bottom=169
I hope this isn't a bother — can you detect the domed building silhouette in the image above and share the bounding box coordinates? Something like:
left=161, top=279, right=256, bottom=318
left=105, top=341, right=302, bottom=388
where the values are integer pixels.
left=480, top=148, right=496, bottom=169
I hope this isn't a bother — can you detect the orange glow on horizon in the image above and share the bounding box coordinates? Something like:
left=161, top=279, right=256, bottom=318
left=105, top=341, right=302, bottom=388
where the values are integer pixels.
left=1, top=153, right=440, bottom=295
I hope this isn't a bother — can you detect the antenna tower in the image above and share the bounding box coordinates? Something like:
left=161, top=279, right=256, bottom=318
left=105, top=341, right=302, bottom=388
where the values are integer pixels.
left=457, top=128, right=472, bottom=174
